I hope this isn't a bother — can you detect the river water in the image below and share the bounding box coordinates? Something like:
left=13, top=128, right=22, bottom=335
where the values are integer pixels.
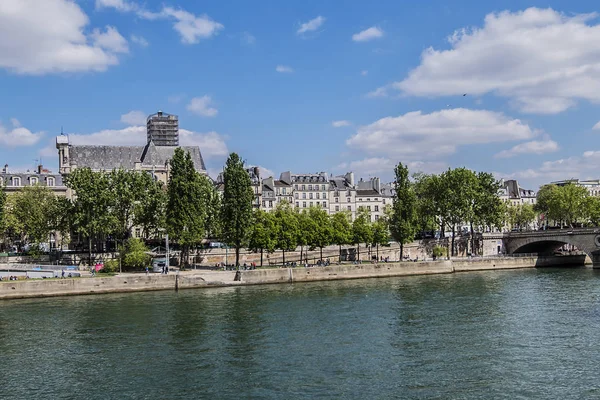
left=2, top=268, right=600, bottom=399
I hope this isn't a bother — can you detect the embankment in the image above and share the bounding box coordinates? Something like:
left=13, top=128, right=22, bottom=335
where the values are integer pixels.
left=0, top=255, right=584, bottom=300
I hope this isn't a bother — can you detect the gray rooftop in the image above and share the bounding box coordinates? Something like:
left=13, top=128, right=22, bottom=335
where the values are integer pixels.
left=69, top=142, right=206, bottom=172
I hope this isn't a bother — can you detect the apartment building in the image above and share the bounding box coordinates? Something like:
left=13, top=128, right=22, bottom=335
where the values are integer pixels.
left=329, top=172, right=356, bottom=218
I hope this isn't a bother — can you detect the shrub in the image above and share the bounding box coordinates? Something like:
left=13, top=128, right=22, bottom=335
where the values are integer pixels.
left=101, top=260, right=119, bottom=273
left=120, top=238, right=151, bottom=271
left=432, top=245, right=447, bottom=259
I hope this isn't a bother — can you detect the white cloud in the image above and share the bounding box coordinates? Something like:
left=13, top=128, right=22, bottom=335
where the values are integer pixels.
left=393, top=7, right=600, bottom=114
left=187, top=96, right=218, bottom=117
left=336, top=157, right=446, bottom=176
left=593, top=121, right=600, bottom=130
left=0, top=0, right=127, bottom=74
left=297, top=16, right=326, bottom=35
left=91, top=26, right=129, bottom=54
left=361, top=70, right=368, bottom=76
left=160, top=7, right=224, bottom=44
left=346, top=108, right=538, bottom=160
left=242, top=32, right=256, bottom=45
left=0, top=119, right=43, bottom=147
left=96, top=1, right=223, bottom=44
left=65, top=125, right=228, bottom=159
left=366, top=87, right=388, bottom=98
left=276, top=65, right=294, bottom=73
left=130, top=35, right=149, bottom=47
left=505, top=150, right=600, bottom=183
left=495, top=139, right=559, bottom=158
left=332, top=120, right=351, bottom=128
left=120, top=110, right=146, bottom=125
left=352, top=26, right=384, bottom=42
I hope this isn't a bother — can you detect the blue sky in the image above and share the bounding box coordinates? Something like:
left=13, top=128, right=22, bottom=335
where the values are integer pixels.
left=1, top=0, right=600, bottom=189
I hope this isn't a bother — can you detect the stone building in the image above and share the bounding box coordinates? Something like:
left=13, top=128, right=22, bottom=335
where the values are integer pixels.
left=329, top=172, right=356, bottom=219
left=355, top=177, right=386, bottom=221
left=56, top=111, right=206, bottom=185
left=551, top=179, right=600, bottom=197
left=284, top=171, right=329, bottom=211
left=499, top=179, right=537, bottom=206
left=1, top=164, right=67, bottom=197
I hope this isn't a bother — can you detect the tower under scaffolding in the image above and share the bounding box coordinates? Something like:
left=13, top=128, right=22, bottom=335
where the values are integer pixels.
left=146, top=110, right=179, bottom=146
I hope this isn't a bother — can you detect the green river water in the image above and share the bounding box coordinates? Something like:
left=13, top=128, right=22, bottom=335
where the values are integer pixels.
left=2, top=267, right=600, bottom=399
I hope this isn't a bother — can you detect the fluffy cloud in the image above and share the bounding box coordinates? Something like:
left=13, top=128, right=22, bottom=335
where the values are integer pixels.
left=352, top=27, right=384, bottom=42
left=91, top=26, right=129, bottom=53
left=276, top=65, right=294, bottom=73
left=0, top=119, right=43, bottom=146
left=495, top=139, right=559, bottom=158
left=120, top=110, right=147, bottom=125
left=187, top=96, right=218, bottom=117
left=65, top=125, right=228, bottom=159
left=390, top=8, right=600, bottom=114
left=337, top=158, right=445, bottom=176
left=593, top=121, right=600, bottom=130
left=0, top=0, right=128, bottom=74
left=346, top=108, right=537, bottom=159
left=96, top=1, right=223, bottom=44
left=332, top=120, right=351, bottom=128
left=130, top=35, right=149, bottom=47
left=297, top=16, right=326, bottom=35
left=361, top=70, right=368, bottom=76
left=242, top=32, right=256, bottom=45
left=505, top=151, right=600, bottom=182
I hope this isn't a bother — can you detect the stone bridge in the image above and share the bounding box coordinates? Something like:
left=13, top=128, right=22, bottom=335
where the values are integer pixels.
left=504, top=228, right=600, bottom=267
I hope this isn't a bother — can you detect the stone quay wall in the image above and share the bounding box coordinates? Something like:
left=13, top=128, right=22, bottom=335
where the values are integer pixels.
left=0, top=255, right=585, bottom=300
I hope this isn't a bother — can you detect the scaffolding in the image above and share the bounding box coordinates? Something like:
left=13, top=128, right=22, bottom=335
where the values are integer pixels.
left=147, top=111, right=179, bottom=146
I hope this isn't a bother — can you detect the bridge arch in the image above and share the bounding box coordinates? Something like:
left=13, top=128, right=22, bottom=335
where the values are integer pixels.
left=504, top=230, right=600, bottom=267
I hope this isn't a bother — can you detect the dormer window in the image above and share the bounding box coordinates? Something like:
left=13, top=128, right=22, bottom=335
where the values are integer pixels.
left=12, top=177, right=21, bottom=186
left=30, top=176, right=38, bottom=185
left=47, top=177, right=55, bottom=187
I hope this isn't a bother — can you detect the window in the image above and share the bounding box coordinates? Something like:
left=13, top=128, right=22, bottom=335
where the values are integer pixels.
left=375, top=215, right=379, bottom=221
left=302, top=185, right=306, bottom=190
left=347, top=206, right=351, bottom=211
left=296, top=202, right=299, bottom=207
left=295, top=193, right=299, bottom=199
left=47, top=177, right=55, bottom=187
left=335, top=205, right=340, bottom=212
left=374, top=198, right=378, bottom=201
left=359, top=198, right=363, bottom=201
left=267, top=201, right=272, bottom=207
left=303, top=201, right=306, bottom=208
left=11, top=177, right=21, bottom=186
left=295, top=185, right=298, bottom=190
left=347, top=197, right=351, bottom=203
left=135, top=228, right=141, bottom=238
left=276, top=188, right=280, bottom=195
left=262, top=201, right=266, bottom=207
left=367, top=206, right=371, bottom=211
left=367, top=198, right=370, bottom=201
left=335, top=197, right=339, bottom=203
left=383, top=199, right=386, bottom=205
left=310, top=202, right=313, bottom=207
left=30, top=176, right=38, bottom=185
left=309, top=193, right=313, bottom=199
left=347, top=190, right=351, bottom=197
left=282, top=188, right=286, bottom=195
left=316, top=193, right=320, bottom=199
left=322, top=202, right=327, bottom=208
left=323, top=192, right=327, bottom=199
left=322, top=184, right=326, bottom=190
left=308, top=184, right=312, bottom=190
left=375, top=205, right=379, bottom=212
left=302, top=193, right=306, bottom=199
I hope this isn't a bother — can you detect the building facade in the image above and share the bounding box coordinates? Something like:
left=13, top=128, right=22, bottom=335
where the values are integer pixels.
left=56, top=111, right=205, bottom=185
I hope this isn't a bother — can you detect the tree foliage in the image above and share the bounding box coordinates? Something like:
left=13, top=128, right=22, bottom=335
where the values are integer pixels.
left=221, top=153, right=254, bottom=267
left=389, top=162, right=417, bottom=258
left=352, top=207, right=373, bottom=261
left=248, top=209, right=276, bottom=266
left=273, top=202, right=299, bottom=265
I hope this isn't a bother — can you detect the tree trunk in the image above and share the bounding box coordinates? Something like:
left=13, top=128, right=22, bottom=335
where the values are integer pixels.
left=451, top=225, right=456, bottom=257
left=282, top=250, right=286, bottom=266
left=260, top=248, right=263, bottom=267
left=376, top=243, right=379, bottom=260
left=339, top=244, right=342, bottom=263
left=300, top=245, right=303, bottom=265
left=470, top=221, right=475, bottom=256
left=88, top=236, right=93, bottom=267
left=357, top=243, right=360, bottom=262
left=400, top=242, right=404, bottom=261
left=235, top=242, right=240, bottom=269
left=320, top=246, right=323, bottom=261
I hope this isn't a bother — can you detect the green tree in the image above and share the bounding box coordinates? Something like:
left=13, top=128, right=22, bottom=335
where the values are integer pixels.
left=6, top=185, right=58, bottom=249
left=273, top=202, right=299, bottom=265
left=308, top=206, right=333, bottom=261
left=585, top=196, right=600, bottom=226
left=371, top=217, right=390, bottom=260
left=166, top=148, right=211, bottom=267
left=330, top=211, right=352, bottom=262
left=442, top=167, right=477, bottom=257
left=65, top=168, right=117, bottom=265
left=469, top=172, right=504, bottom=254
left=389, top=163, right=418, bottom=260
left=0, top=184, right=5, bottom=237
left=120, top=237, right=151, bottom=271
left=296, top=210, right=315, bottom=263
left=248, top=209, right=276, bottom=266
left=506, top=203, right=536, bottom=230
left=133, top=174, right=167, bottom=238
left=558, top=183, right=588, bottom=227
left=221, top=153, right=254, bottom=268
left=204, top=183, right=222, bottom=240
left=352, top=207, right=373, bottom=262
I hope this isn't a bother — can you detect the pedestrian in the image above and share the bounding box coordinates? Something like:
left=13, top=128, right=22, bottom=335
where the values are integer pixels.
left=61, top=270, right=65, bottom=279
left=161, top=266, right=165, bottom=274
left=145, top=266, right=149, bottom=275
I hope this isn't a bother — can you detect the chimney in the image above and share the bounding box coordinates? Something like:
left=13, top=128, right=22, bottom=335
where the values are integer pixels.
left=38, top=164, right=43, bottom=174
left=3, top=164, right=7, bottom=174
left=254, top=166, right=260, bottom=179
